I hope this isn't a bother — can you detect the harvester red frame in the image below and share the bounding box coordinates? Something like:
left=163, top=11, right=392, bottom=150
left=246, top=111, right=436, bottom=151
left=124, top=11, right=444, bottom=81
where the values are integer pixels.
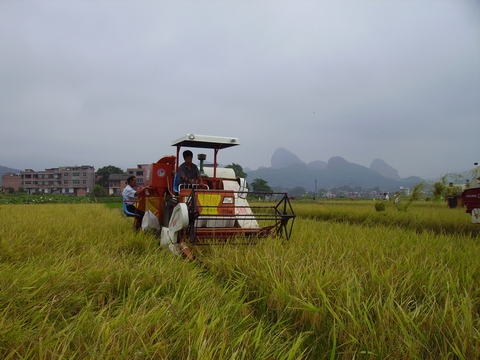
left=461, top=162, right=480, bottom=225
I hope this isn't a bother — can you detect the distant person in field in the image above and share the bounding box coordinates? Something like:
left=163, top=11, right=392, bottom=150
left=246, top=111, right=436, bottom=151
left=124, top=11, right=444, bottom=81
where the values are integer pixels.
left=394, top=192, right=400, bottom=204
left=122, top=176, right=150, bottom=230
left=384, top=192, right=389, bottom=201
left=177, top=150, right=205, bottom=187
left=446, top=182, right=458, bottom=208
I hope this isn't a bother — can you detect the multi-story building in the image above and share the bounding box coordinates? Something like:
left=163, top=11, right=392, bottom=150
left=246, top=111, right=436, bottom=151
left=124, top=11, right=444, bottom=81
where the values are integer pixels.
left=20, top=165, right=95, bottom=196
left=1, top=172, right=21, bottom=192
left=126, top=164, right=149, bottom=186
left=105, top=165, right=150, bottom=195
left=108, top=174, right=130, bottom=195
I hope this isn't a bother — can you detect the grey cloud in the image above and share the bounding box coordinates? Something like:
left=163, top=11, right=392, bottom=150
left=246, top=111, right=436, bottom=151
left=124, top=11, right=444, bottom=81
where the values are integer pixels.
left=0, top=0, right=478, bottom=179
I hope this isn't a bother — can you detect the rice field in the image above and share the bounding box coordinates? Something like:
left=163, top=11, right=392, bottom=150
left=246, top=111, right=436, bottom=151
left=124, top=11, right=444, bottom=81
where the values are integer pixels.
left=0, top=200, right=478, bottom=359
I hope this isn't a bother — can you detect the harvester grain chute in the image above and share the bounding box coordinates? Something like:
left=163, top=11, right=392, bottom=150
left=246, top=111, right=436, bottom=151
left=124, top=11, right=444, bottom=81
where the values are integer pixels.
left=461, top=162, right=480, bottom=225
left=134, top=134, right=296, bottom=256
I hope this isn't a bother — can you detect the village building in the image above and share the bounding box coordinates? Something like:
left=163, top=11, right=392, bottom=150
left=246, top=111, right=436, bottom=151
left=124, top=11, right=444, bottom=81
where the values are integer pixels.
left=126, top=164, right=149, bottom=186
left=108, top=174, right=130, bottom=196
left=19, top=165, right=95, bottom=196
left=1, top=172, right=21, bottom=193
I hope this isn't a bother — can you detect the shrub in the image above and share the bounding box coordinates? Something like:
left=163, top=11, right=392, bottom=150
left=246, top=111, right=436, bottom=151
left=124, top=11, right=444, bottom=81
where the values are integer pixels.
left=375, top=201, right=386, bottom=212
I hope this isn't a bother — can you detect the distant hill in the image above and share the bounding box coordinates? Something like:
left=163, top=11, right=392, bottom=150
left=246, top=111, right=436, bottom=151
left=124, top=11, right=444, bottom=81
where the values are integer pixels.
left=306, top=160, right=327, bottom=170
left=0, top=166, right=22, bottom=186
left=428, top=170, right=473, bottom=184
left=369, top=158, right=400, bottom=180
left=271, top=148, right=305, bottom=168
left=245, top=149, right=423, bottom=191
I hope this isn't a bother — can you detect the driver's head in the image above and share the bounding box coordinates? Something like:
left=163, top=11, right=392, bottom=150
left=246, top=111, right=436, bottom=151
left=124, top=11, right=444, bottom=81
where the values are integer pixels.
left=183, top=150, right=193, bottom=159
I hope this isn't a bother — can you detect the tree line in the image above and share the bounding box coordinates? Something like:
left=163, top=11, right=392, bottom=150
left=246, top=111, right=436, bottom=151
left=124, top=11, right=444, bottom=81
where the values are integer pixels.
left=92, top=163, right=273, bottom=197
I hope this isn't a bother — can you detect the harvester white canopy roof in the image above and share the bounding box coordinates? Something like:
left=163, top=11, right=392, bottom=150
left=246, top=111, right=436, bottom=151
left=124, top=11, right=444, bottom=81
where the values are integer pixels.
left=171, top=134, right=241, bottom=176
left=171, top=134, right=240, bottom=149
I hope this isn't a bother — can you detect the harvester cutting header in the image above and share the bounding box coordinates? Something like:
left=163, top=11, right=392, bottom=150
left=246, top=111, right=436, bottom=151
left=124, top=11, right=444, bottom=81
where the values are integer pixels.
left=124, top=134, right=295, bottom=256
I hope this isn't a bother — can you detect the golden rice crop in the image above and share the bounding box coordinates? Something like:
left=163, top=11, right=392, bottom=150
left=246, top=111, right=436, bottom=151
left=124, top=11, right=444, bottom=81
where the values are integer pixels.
left=1, top=201, right=479, bottom=359
left=0, top=204, right=307, bottom=359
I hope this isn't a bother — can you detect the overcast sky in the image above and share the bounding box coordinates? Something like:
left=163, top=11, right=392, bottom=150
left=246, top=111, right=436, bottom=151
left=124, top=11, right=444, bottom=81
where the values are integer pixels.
left=1, top=0, right=479, bottom=179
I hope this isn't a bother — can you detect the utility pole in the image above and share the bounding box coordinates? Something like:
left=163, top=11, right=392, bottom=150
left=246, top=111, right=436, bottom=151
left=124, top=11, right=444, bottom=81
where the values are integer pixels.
left=314, top=178, right=317, bottom=200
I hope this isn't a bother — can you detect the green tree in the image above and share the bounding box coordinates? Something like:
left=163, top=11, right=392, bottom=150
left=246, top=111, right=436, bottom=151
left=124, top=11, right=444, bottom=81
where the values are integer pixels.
left=432, top=181, right=446, bottom=200
left=92, top=185, right=107, bottom=197
left=96, top=165, right=125, bottom=188
left=251, top=178, right=273, bottom=194
left=225, top=163, right=247, bottom=179
left=429, top=174, right=449, bottom=201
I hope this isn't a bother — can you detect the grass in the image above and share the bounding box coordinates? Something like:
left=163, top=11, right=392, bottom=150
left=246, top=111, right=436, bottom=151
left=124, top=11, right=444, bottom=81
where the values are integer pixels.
left=293, top=199, right=476, bottom=236
left=0, top=201, right=479, bottom=358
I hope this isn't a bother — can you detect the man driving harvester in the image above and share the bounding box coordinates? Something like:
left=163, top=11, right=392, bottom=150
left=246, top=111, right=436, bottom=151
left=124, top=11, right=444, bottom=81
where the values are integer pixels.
left=177, top=150, right=205, bottom=187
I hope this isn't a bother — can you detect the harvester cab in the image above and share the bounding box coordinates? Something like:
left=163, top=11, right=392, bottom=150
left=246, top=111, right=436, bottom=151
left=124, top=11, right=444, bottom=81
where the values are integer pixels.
left=462, top=162, right=480, bottom=225
left=139, top=134, right=296, bottom=256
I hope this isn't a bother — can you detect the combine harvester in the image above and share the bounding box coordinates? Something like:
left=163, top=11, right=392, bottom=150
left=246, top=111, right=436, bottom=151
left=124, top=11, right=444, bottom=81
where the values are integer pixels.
left=462, top=162, right=480, bottom=226
left=135, top=134, right=295, bottom=256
